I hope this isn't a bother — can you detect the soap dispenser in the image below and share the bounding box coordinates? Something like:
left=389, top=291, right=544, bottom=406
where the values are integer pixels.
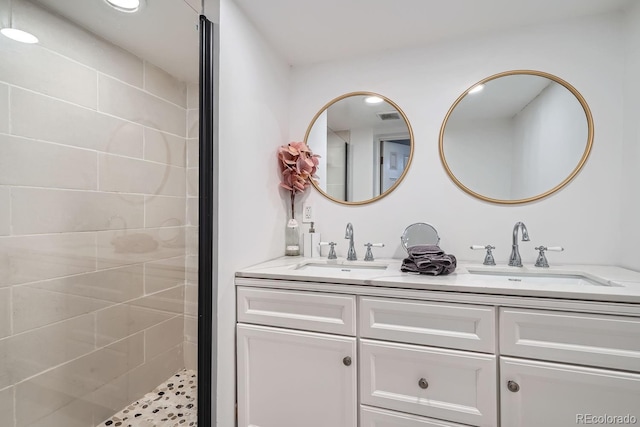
left=303, top=222, right=321, bottom=257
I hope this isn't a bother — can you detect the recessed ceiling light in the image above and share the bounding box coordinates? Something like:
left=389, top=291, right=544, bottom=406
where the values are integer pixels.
left=104, top=0, right=143, bottom=13
left=0, top=28, right=39, bottom=44
left=364, top=96, right=384, bottom=104
left=468, top=84, right=484, bottom=94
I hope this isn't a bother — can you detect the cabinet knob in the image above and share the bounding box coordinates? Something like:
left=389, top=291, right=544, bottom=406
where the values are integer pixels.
left=342, top=356, right=352, bottom=366
left=418, top=378, right=429, bottom=389
left=507, top=380, right=520, bottom=392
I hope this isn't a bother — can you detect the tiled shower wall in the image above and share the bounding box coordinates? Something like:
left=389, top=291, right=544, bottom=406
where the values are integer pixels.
left=0, top=1, right=197, bottom=426
left=185, top=83, right=199, bottom=371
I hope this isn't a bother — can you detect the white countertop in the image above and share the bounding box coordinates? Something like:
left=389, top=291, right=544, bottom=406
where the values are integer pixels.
left=236, top=257, right=640, bottom=304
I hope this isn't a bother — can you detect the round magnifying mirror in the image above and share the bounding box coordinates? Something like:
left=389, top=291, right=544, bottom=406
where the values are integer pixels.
left=401, top=223, right=440, bottom=252
left=304, top=92, right=414, bottom=205
left=439, top=70, right=593, bottom=204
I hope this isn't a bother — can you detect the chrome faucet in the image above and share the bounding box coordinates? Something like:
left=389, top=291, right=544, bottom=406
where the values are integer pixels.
left=345, top=223, right=357, bottom=261
left=508, top=221, right=530, bottom=267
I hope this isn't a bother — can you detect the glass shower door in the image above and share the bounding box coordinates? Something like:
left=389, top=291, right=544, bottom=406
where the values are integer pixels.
left=0, top=0, right=201, bottom=425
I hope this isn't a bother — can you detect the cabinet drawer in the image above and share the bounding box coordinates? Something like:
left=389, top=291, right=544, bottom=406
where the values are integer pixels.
left=360, top=297, right=495, bottom=352
left=237, top=287, right=356, bottom=335
left=501, top=357, right=640, bottom=427
left=500, top=308, right=640, bottom=371
left=360, top=339, right=497, bottom=427
left=361, top=405, right=467, bottom=427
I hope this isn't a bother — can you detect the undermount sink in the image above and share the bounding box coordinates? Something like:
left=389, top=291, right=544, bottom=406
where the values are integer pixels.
left=466, top=269, right=622, bottom=287
left=293, top=260, right=389, bottom=274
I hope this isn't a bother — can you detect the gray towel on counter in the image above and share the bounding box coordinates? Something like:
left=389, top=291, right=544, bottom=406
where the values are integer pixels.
left=407, top=245, right=444, bottom=258
left=401, top=246, right=457, bottom=276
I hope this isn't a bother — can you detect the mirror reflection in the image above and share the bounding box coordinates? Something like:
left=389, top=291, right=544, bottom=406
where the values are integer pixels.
left=305, top=93, right=413, bottom=205
left=440, top=70, right=593, bottom=204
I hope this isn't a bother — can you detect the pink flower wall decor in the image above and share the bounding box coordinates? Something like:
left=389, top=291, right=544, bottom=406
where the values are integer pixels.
left=277, top=141, right=319, bottom=218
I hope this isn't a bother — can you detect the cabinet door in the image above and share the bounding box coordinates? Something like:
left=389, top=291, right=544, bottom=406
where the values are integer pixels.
left=237, top=323, right=357, bottom=427
left=501, top=357, right=640, bottom=427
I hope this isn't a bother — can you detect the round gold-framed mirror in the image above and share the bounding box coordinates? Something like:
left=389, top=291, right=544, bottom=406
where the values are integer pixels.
left=439, top=70, right=594, bottom=204
left=304, top=92, right=414, bottom=205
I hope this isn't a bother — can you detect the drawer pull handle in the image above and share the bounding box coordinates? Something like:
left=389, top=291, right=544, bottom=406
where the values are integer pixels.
left=418, top=378, right=429, bottom=389
left=507, top=380, right=520, bottom=393
left=343, top=356, right=352, bottom=366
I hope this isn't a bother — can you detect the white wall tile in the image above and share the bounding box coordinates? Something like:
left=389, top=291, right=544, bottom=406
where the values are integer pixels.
left=144, top=62, right=187, bottom=107
left=187, top=168, right=199, bottom=197
left=184, top=341, right=197, bottom=371
left=131, top=286, right=184, bottom=317
left=187, top=108, right=199, bottom=138
left=187, top=83, right=199, bottom=109
left=0, top=134, right=97, bottom=190
left=98, top=75, right=186, bottom=136
left=25, top=395, right=94, bottom=427
left=0, top=314, right=95, bottom=389
left=12, top=284, right=111, bottom=334
left=184, top=284, right=198, bottom=317
left=0, top=233, right=96, bottom=287
left=0, top=37, right=97, bottom=109
left=99, top=154, right=186, bottom=197
left=11, top=188, right=144, bottom=235
left=144, top=127, right=186, bottom=167
left=0, top=387, right=14, bottom=427
left=14, top=0, right=144, bottom=88
left=144, top=316, right=184, bottom=357
left=0, top=187, right=9, bottom=236
left=187, top=197, right=198, bottom=226
left=185, top=255, right=198, bottom=283
left=145, top=196, right=186, bottom=229
left=96, top=303, right=174, bottom=347
left=186, top=226, right=198, bottom=256
left=144, top=256, right=186, bottom=294
left=11, top=88, right=143, bottom=158
left=97, top=227, right=184, bottom=269
left=187, top=139, right=199, bottom=168
left=0, top=287, right=10, bottom=339
left=90, top=373, right=130, bottom=425
left=126, top=343, right=183, bottom=402
left=184, top=314, right=197, bottom=343
left=15, top=333, right=144, bottom=426
left=26, top=266, right=144, bottom=305
left=0, top=83, right=8, bottom=134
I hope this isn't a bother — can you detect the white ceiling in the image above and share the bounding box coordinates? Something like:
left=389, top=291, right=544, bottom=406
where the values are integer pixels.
left=234, top=0, right=633, bottom=66
left=26, top=0, right=633, bottom=82
left=450, top=75, right=552, bottom=121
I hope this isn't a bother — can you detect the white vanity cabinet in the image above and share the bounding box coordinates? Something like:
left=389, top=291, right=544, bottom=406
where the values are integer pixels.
left=236, top=287, right=358, bottom=427
left=499, top=307, right=640, bottom=426
left=236, top=276, right=640, bottom=427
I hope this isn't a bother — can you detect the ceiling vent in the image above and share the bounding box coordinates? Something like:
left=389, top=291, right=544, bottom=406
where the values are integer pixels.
left=377, top=111, right=401, bottom=121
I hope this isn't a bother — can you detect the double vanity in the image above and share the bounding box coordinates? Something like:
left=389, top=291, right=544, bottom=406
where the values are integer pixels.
left=235, top=258, right=640, bottom=427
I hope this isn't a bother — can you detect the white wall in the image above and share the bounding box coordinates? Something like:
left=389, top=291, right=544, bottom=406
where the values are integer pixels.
left=350, top=126, right=375, bottom=200
left=512, top=82, right=588, bottom=199
left=444, top=118, right=514, bottom=199
left=217, top=0, right=291, bottom=426
left=621, top=2, right=640, bottom=270
left=289, top=13, right=625, bottom=265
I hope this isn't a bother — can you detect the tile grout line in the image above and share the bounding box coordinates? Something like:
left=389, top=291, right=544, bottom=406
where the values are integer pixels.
left=31, top=41, right=188, bottom=110
left=4, top=83, right=188, bottom=139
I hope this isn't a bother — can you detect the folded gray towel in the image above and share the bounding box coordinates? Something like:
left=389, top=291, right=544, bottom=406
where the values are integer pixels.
left=407, top=245, right=444, bottom=257
left=401, top=245, right=457, bottom=276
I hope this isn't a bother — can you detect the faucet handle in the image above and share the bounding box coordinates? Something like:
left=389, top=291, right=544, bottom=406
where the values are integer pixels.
left=534, top=246, right=564, bottom=268
left=319, top=242, right=337, bottom=260
left=364, top=243, right=385, bottom=261
left=470, top=245, right=496, bottom=266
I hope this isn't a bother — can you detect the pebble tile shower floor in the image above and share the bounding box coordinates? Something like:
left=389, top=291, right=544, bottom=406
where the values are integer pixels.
left=97, top=369, right=197, bottom=427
